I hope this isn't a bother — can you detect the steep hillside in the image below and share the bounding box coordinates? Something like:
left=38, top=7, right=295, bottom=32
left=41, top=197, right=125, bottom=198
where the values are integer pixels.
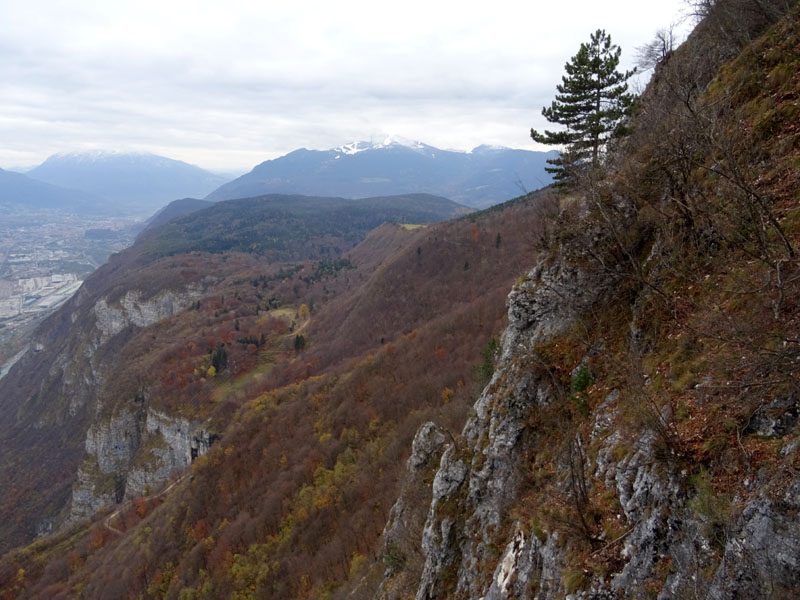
left=0, top=191, right=473, bottom=556
left=206, top=139, right=557, bottom=208
left=368, top=3, right=800, bottom=599
left=2, top=3, right=799, bottom=599
left=0, top=251, right=242, bottom=553
left=0, top=187, right=555, bottom=597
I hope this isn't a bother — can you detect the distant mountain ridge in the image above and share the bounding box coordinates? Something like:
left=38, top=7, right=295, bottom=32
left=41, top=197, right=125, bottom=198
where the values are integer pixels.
left=0, top=167, right=106, bottom=213
left=27, top=151, right=229, bottom=214
left=136, top=192, right=468, bottom=260
left=206, top=138, right=557, bottom=208
left=3, top=5, right=800, bottom=598
left=142, top=198, right=215, bottom=233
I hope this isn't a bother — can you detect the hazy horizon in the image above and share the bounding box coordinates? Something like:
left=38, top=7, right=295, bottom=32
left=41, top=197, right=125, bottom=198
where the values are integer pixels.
left=0, top=0, right=692, bottom=173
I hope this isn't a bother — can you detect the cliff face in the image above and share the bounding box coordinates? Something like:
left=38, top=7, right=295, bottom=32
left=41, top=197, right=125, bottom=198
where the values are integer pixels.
left=392, top=247, right=800, bottom=597
left=392, top=251, right=799, bottom=598
left=1, top=4, right=798, bottom=598
left=378, top=4, right=800, bottom=599
left=92, top=289, right=203, bottom=341
left=63, top=284, right=217, bottom=524
left=68, top=407, right=217, bottom=524
left=0, top=254, right=219, bottom=548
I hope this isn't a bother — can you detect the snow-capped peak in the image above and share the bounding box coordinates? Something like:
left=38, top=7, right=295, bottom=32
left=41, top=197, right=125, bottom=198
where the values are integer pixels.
left=371, top=134, right=425, bottom=150
left=334, top=135, right=431, bottom=156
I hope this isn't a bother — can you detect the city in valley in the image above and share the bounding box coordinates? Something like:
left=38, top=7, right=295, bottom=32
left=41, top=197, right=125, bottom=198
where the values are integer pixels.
left=0, top=207, right=141, bottom=373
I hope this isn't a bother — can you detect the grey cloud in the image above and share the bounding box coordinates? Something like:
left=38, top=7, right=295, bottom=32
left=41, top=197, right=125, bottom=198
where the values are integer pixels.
left=0, top=0, right=691, bottom=171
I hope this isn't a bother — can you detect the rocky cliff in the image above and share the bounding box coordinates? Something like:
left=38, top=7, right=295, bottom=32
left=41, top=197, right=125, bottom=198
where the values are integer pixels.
left=384, top=247, right=799, bottom=598
left=376, top=3, right=800, bottom=598
left=0, top=253, right=220, bottom=548
left=68, top=407, right=217, bottom=523
left=0, top=3, right=798, bottom=598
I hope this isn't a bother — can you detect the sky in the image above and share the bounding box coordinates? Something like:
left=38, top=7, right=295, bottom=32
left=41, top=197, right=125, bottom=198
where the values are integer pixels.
left=0, top=0, right=694, bottom=174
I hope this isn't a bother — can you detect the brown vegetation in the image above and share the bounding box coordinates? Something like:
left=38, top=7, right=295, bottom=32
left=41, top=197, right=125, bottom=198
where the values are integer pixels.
left=0, top=187, right=556, bottom=598
left=504, top=3, right=800, bottom=594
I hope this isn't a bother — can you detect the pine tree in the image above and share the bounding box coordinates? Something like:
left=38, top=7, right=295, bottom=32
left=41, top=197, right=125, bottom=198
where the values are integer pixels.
left=531, top=29, right=635, bottom=184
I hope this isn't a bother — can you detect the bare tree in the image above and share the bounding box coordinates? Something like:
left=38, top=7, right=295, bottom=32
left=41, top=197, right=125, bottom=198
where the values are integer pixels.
left=636, top=25, right=678, bottom=70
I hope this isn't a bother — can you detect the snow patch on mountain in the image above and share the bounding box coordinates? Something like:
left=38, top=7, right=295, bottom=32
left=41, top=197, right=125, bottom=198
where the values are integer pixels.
left=336, top=135, right=432, bottom=156
left=336, top=142, right=371, bottom=155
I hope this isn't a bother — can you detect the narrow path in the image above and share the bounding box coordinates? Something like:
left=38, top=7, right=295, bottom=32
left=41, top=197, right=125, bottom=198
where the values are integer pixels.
left=285, top=316, right=311, bottom=338
left=103, top=473, right=188, bottom=535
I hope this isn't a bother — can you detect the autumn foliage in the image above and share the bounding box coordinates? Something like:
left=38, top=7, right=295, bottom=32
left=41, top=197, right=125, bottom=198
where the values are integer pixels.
left=0, top=190, right=557, bottom=598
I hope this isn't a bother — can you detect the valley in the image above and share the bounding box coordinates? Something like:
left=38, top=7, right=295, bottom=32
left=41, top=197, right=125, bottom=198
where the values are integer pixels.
left=0, top=208, right=140, bottom=363
left=1, top=2, right=799, bottom=598
left=0, top=187, right=555, bottom=594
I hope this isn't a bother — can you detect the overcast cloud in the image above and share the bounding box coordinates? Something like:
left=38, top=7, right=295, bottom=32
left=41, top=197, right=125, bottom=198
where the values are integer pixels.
left=0, top=0, right=693, bottom=172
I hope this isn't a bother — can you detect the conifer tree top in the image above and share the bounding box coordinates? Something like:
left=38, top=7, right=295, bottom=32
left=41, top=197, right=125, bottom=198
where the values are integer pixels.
left=531, top=29, right=635, bottom=184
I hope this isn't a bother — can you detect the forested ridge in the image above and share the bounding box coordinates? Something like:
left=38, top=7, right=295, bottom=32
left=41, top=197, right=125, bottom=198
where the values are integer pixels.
left=2, top=1, right=800, bottom=598
left=0, top=187, right=556, bottom=597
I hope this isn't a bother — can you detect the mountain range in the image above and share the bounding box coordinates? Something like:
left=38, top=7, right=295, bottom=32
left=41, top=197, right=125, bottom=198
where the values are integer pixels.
left=1, top=4, right=799, bottom=599
left=4, top=142, right=555, bottom=216
left=0, top=167, right=106, bottom=213
left=25, top=151, right=229, bottom=214
left=206, top=138, right=558, bottom=208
